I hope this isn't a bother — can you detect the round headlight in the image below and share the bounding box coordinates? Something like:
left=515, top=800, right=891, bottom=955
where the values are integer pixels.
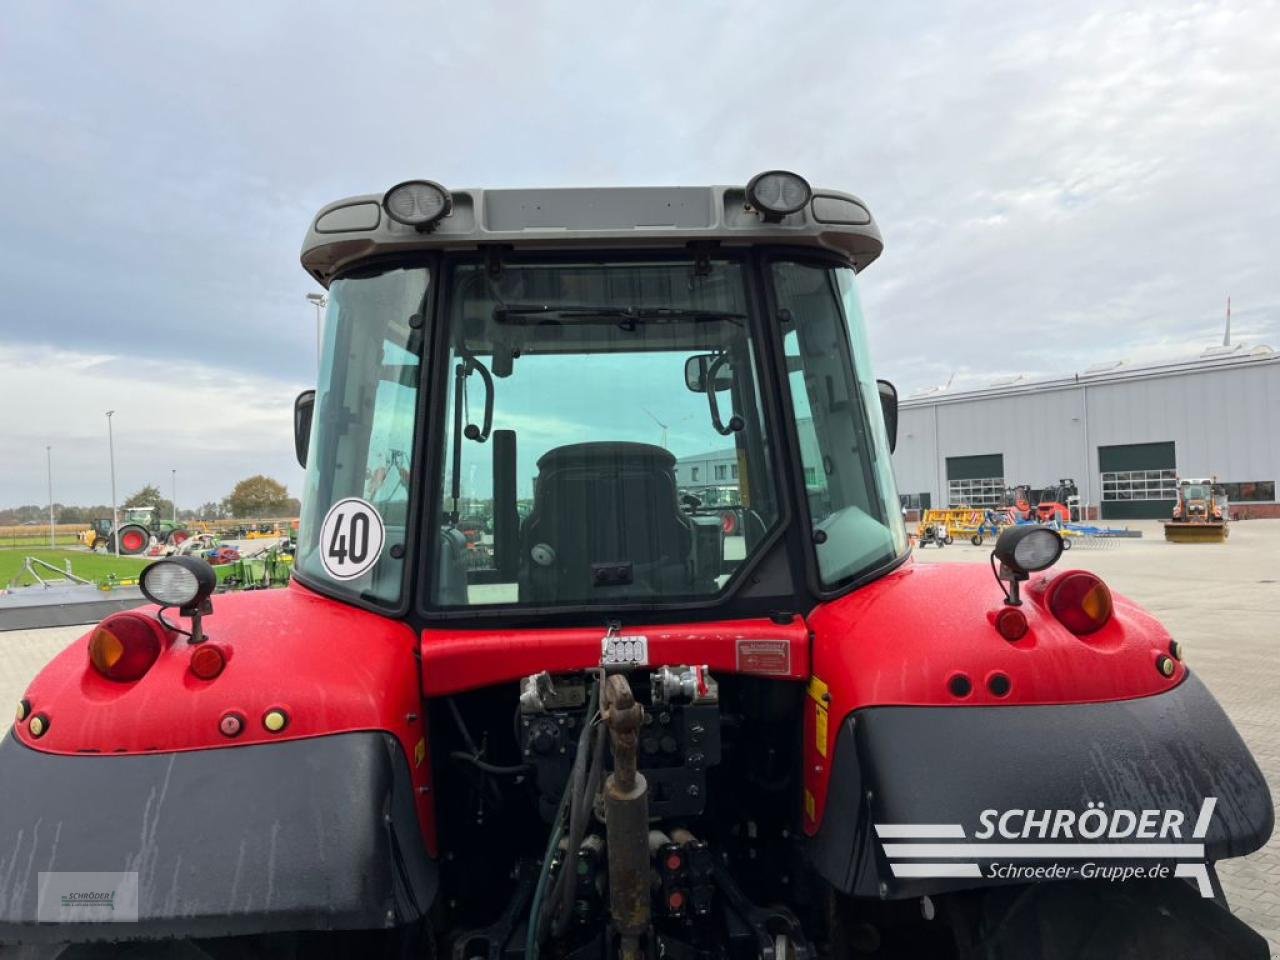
left=746, top=170, right=812, bottom=218
left=382, top=179, right=452, bottom=228
left=139, top=556, right=216, bottom=610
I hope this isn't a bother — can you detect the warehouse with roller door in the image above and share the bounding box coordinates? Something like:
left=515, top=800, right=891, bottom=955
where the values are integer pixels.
left=890, top=344, right=1280, bottom=520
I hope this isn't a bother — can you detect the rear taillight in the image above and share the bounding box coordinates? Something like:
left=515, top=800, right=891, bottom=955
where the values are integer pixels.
left=88, top=613, right=164, bottom=681
left=994, top=606, right=1028, bottom=642
left=1048, top=571, right=1113, bottom=635
left=189, top=644, right=226, bottom=680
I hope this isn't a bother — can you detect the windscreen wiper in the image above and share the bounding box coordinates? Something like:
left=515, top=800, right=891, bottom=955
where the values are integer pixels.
left=493, top=304, right=745, bottom=324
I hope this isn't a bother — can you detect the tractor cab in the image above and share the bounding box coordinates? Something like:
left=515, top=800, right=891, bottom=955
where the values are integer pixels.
left=292, top=173, right=906, bottom=620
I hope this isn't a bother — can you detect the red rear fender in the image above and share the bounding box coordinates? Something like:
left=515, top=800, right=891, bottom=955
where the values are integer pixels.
left=13, top=582, right=436, bottom=850
left=802, top=559, right=1184, bottom=832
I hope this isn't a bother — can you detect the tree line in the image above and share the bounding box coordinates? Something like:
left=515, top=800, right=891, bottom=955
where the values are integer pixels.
left=0, top=475, right=301, bottom=526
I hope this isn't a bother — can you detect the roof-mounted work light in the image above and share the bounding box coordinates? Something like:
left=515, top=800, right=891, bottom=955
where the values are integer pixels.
left=746, top=170, right=812, bottom=222
left=382, top=179, right=452, bottom=230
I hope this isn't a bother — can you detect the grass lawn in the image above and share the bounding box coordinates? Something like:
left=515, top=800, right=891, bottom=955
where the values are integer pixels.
left=0, top=534, right=81, bottom=549
left=0, top=549, right=151, bottom=588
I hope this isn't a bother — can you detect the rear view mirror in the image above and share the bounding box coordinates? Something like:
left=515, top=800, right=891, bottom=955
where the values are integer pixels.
left=877, top=379, right=898, bottom=453
left=684, top=354, right=734, bottom=393
left=294, top=390, right=315, bottom=468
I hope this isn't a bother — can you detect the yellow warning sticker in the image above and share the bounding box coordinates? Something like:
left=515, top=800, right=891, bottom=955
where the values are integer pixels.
left=804, top=789, right=816, bottom=821
left=807, top=676, right=829, bottom=705
left=814, top=703, right=829, bottom=758
left=414, top=737, right=426, bottom=768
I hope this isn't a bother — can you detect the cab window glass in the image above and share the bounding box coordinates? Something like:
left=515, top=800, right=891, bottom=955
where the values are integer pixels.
left=773, top=260, right=906, bottom=585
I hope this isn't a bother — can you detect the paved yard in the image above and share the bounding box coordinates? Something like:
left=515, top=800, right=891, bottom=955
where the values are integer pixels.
left=3, top=521, right=1278, bottom=947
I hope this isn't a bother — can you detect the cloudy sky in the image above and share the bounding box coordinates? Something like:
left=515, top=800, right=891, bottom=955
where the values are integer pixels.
left=2, top=1, right=1278, bottom=508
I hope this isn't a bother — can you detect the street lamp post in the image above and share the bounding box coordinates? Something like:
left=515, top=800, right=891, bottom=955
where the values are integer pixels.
left=106, top=410, right=119, bottom=557
left=171, top=468, right=177, bottom=524
left=46, top=445, right=55, bottom=549
left=305, top=293, right=328, bottom=372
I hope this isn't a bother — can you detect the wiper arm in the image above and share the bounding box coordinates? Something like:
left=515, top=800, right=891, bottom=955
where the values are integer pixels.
left=493, top=304, right=745, bottom=324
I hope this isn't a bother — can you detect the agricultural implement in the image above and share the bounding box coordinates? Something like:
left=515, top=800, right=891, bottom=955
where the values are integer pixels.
left=1165, top=477, right=1229, bottom=543
left=1, top=174, right=1271, bottom=958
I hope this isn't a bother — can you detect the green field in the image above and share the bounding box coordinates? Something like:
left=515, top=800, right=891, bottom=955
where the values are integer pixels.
left=0, top=549, right=150, bottom=588
left=0, top=533, right=81, bottom=549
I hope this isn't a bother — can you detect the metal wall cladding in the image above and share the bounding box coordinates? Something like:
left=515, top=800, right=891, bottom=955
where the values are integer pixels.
left=891, top=357, right=1280, bottom=510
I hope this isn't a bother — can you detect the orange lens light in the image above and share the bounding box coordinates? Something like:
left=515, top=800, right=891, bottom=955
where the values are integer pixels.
left=1048, top=572, right=1113, bottom=635
left=88, top=614, right=162, bottom=681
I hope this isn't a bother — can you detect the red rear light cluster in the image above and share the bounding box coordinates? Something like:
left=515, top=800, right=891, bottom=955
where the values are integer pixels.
left=1048, top=572, right=1113, bottom=635
left=88, top=613, right=165, bottom=681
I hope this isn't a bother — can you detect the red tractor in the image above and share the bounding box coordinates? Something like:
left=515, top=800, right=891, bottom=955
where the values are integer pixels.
left=2, top=174, right=1272, bottom=958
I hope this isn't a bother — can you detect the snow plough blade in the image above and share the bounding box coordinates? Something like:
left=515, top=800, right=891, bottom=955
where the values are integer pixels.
left=1164, top=521, right=1229, bottom=543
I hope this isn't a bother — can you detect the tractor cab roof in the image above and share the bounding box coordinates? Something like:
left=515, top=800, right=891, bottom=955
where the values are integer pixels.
left=301, top=175, right=883, bottom=284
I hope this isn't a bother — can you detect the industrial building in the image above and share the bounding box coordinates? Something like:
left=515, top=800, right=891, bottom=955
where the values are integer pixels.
left=890, top=344, right=1280, bottom=520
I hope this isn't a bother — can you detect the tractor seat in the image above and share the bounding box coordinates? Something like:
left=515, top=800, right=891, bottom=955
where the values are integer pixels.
left=519, top=441, right=695, bottom=604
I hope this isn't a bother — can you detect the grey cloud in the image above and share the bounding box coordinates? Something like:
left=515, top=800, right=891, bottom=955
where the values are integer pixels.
left=1, top=0, right=1278, bottom=504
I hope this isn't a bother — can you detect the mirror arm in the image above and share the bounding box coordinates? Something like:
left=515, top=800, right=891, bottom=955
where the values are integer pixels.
left=705, top=353, right=743, bottom=436
left=458, top=344, right=495, bottom=443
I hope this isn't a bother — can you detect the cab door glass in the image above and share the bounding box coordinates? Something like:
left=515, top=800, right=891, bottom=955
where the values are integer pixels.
left=773, top=261, right=906, bottom=585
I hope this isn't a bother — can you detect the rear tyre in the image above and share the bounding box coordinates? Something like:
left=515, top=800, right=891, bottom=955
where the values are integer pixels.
left=114, top=524, right=150, bottom=555
left=970, top=535, right=983, bottom=546
left=949, top=878, right=1265, bottom=960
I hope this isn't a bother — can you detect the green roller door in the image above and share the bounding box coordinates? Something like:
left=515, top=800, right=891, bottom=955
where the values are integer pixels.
left=1099, top=442, right=1176, bottom=519
left=946, top=454, right=1004, bottom=481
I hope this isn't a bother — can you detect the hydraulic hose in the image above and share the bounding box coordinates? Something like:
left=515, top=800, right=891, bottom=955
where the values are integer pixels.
left=553, top=717, right=607, bottom=936
left=527, top=678, right=599, bottom=959
left=526, top=780, right=571, bottom=960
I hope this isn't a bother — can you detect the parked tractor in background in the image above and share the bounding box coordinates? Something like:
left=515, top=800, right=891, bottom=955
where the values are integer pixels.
left=78, top=507, right=190, bottom=555
left=1165, top=477, right=1229, bottom=543
left=1005, top=484, right=1035, bottom=521
left=1036, top=478, right=1078, bottom=523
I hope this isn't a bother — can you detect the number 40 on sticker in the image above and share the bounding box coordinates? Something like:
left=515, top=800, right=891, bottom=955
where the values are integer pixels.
left=319, top=498, right=386, bottom=580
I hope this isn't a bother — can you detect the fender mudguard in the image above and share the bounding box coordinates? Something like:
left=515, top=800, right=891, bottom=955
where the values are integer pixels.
left=808, top=671, right=1273, bottom=900
left=0, top=731, right=437, bottom=945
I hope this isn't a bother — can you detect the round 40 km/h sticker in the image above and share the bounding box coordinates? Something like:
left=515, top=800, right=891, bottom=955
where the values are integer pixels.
left=318, top=497, right=386, bottom=581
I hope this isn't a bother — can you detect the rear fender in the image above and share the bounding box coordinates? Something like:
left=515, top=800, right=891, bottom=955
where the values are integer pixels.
left=0, top=730, right=437, bottom=944
left=807, top=671, right=1273, bottom=899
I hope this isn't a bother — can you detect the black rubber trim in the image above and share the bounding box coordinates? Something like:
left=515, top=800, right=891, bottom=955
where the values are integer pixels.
left=809, top=671, right=1274, bottom=899
left=0, top=731, right=437, bottom=944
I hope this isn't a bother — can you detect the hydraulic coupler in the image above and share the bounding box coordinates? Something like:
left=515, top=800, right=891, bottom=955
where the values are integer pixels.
left=602, top=673, right=650, bottom=960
